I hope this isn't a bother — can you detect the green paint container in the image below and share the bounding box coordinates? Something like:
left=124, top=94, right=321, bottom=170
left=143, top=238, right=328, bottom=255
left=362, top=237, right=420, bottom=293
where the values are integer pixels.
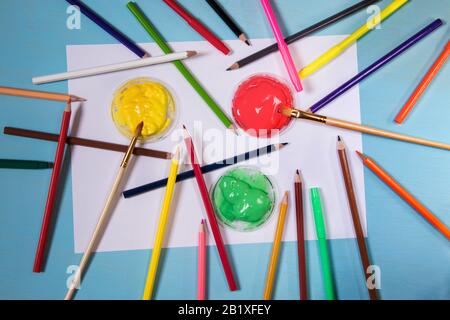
left=211, top=166, right=277, bottom=232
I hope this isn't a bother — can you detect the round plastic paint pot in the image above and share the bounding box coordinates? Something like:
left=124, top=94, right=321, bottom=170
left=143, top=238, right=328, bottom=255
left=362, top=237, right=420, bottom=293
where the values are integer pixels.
left=211, top=166, right=277, bottom=232
left=232, top=73, right=294, bottom=138
left=111, top=77, right=177, bottom=142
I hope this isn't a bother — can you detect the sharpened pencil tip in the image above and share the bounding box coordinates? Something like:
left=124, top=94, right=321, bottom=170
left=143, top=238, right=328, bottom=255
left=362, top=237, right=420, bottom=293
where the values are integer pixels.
left=295, top=170, right=301, bottom=183
left=282, top=191, right=289, bottom=203
left=226, top=63, right=239, bottom=71
left=245, top=39, right=251, bottom=46
left=355, top=150, right=365, bottom=160
left=186, top=51, right=197, bottom=57
left=282, top=142, right=288, bottom=146
left=182, top=124, right=187, bottom=130
left=337, top=135, right=341, bottom=141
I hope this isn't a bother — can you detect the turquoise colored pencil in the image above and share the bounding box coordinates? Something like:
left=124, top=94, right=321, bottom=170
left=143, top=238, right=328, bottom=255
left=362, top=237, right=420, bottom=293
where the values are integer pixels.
left=310, top=187, right=336, bottom=300
left=126, top=1, right=234, bottom=130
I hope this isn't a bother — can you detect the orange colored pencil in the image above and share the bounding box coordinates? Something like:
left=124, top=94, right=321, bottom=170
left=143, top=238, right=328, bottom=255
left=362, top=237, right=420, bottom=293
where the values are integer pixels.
left=395, top=40, right=450, bottom=124
left=356, top=151, right=450, bottom=240
left=0, top=86, right=85, bottom=102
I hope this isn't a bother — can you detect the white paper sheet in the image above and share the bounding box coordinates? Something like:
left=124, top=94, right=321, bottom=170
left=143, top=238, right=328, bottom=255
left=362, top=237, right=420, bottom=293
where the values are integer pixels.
left=67, top=36, right=366, bottom=253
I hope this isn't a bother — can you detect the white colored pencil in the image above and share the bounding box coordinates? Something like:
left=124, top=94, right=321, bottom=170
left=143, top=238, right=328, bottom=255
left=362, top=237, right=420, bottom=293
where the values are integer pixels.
left=33, top=51, right=197, bottom=84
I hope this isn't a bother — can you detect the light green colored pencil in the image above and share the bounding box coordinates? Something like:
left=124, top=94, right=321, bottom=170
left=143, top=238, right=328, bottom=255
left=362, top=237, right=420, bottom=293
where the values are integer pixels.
left=126, top=1, right=235, bottom=131
left=310, top=187, right=336, bottom=300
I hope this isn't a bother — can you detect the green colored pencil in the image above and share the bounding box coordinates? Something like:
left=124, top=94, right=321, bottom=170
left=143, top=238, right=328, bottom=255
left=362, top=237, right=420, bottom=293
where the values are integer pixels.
left=310, top=187, right=336, bottom=300
left=126, top=1, right=234, bottom=131
left=0, top=159, right=53, bottom=170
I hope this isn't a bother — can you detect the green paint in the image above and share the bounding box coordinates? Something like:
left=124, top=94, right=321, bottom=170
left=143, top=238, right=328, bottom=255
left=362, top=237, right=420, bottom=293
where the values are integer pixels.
left=212, top=167, right=276, bottom=231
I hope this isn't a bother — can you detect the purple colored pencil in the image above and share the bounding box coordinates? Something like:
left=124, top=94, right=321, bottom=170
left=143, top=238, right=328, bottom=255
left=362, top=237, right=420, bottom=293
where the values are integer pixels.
left=309, top=19, right=443, bottom=114
left=66, top=0, right=148, bottom=58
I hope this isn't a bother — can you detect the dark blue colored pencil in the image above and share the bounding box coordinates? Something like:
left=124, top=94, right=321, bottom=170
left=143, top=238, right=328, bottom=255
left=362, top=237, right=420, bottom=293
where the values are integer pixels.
left=66, top=0, right=148, bottom=58
left=122, top=143, right=288, bottom=198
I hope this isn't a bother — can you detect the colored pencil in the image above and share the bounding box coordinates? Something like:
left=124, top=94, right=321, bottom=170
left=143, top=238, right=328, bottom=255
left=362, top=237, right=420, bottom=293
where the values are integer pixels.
left=206, top=0, right=249, bottom=45
left=182, top=126, right=237, bottom=291
left=227, top=0, right=380, bottom=71
left=0, top=159, right=53, bottom=170
left=263, top=191, right=289, bottom=300
left=4, top=127, right=171, bottom=160
left=337, top=137, right=377, bottom=300
left=32, top=51, right=197, bottom=85
left=123, top=143, right=288, bottom=198
left=127, top=2, right=235, bottom=131
left=308, top=19, right=443, bottom=113
left=294, top=170, right=307, bottom=300
left=33, top=103, right=72, bottom=273
left=65, top=122, right=143, bottom=300
left=299, top=0, right=408, bottom=79
left=163, top=0, right=230, bottom=55
left=356, top=151, right=450, bottom=240
left=282, top=108, right=450, bottom=151
left=395, top=40, right=450, bottom=123
left=0, top=86, right=85, bottom=102
left=310, top=187, right=335, bottom=300
left=65, top=0, right=148, bottom=58
left=260, top=0, right=302, bottom=92
left=142, top=147, right=181, bottom=300
left=198, top=219, right=207, bottom=300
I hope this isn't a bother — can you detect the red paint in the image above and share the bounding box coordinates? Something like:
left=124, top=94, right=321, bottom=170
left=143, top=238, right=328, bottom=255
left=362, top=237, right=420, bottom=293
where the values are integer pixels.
left=232, top=74, right=293, bottom=137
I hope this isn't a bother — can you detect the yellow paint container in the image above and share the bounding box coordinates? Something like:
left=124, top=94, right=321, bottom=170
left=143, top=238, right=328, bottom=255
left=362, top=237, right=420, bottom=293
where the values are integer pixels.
left=111, top=77, right=176, bottom=142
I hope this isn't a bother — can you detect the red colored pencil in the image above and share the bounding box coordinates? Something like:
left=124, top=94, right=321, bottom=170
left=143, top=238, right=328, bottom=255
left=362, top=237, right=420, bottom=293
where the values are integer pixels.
left=163, top=0, right=231, bottom=55
left=33, top=103, right=72, bottom=272
left=182, top=126, right=237, bottom=291
left=294, top=170, right=307, bottom=300
left=356, top=151, right=450, bottom=240
left=395, top=40, right=450, bottom=124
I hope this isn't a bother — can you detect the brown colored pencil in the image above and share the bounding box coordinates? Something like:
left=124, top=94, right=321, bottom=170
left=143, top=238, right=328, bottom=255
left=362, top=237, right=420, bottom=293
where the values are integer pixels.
left=3, top=127, right=171, bottom=160
left=0, top=86, right=85, bottom=102
left=294, top=170, right=307, bottom=300
left=282, top=108, right=450, bottom=151
left=337, top=136, right=378, bottom=300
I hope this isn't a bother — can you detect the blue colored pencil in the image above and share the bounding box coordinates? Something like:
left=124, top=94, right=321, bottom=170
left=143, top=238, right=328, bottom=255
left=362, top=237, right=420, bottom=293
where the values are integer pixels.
left=309, top=19, right=443, bottom=113
left=66, top=0, right=148, bottom=58
left=123, top=143, right=287, bottom=198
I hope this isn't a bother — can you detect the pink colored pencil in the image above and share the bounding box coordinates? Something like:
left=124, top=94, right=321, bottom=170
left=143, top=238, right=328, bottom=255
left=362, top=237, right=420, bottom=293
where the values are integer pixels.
left=197, top=219, right=207, bottom=300
left=260, top=0, right=303, bottom=92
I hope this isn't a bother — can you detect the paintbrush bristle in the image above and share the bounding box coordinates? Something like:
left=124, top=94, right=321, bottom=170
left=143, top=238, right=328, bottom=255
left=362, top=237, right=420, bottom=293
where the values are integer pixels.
left=281, top=107, right=293, bottom=116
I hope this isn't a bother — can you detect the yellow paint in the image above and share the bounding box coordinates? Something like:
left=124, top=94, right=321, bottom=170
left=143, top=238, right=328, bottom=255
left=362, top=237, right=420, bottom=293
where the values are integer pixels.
left=112, top=78, right=175, bottom=140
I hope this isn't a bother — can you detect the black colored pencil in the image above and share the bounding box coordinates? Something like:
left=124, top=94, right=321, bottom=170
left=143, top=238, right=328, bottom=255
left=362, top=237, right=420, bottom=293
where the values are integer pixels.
left=227, top=0, right=380, bottom=70
left=123, top=143, right=288, bottom=198
left=206, top=0, right=250, bottom=45
left=0, top=159, right=53, bottom=170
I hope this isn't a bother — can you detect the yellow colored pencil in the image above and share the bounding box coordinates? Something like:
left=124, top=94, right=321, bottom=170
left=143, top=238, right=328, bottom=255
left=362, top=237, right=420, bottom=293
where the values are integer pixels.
left=299, top=0, right=408, bottom=78
left=142, top=146, right=181, bottom=300
left=263, top=191, right=289, bottom=300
